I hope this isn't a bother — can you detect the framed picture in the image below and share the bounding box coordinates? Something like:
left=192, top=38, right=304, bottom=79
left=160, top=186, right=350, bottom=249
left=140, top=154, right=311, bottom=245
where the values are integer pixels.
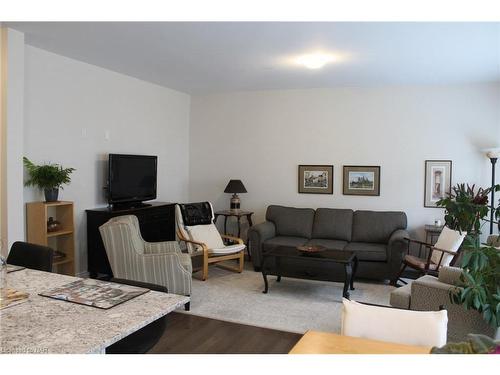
left=298, top=165, right=333, bottom=194
left=424, top=160, right=452, bottom=208
left=343, top=166, right=380, bottom=196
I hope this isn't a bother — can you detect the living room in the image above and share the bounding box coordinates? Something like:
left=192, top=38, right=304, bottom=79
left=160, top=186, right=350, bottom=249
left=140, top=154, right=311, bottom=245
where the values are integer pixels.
left=1, top=0, right=499, bottom=372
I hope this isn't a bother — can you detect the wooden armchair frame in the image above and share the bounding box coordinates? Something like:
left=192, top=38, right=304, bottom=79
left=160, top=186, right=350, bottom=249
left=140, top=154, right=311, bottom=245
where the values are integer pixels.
left=396, top=237, right=461, bottom=284
left=177, top=230, right=245, bottom=281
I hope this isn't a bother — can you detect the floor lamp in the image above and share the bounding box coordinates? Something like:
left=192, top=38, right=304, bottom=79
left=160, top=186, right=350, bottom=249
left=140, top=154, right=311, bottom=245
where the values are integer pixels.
left=486, top=149, right=500, bottom=235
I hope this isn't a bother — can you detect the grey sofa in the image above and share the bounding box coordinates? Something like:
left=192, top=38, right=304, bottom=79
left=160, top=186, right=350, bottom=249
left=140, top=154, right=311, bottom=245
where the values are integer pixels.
left=248, top=205, right=409, bottom=282
left=390, top=266, right=499, bottom=342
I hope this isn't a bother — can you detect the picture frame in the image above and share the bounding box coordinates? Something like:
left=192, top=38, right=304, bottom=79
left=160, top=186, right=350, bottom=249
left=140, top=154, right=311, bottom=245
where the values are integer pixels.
left=343, top=166, right=380, bottom=196
left=298, top=165, right=333, bottom=194
left=424, top=160, right=452, bottom=208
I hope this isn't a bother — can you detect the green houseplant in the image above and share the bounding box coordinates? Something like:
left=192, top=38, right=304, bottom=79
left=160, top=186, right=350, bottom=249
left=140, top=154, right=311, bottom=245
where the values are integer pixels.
left=436, top=183, right=500, bottom=328
left=23, top=157, right=76, bottom=202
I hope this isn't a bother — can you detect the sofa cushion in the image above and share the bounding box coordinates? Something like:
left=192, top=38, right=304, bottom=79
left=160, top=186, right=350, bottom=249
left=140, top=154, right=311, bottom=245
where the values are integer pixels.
left=266, top=205, right=315, bottom=239
left=344, top=242, right=387, bottom=261
left=262, top=236, right=308, bottom=251
left=312, top=208, right=353, bottom=241
left=305, top=239, right=348, bottom=251
left=352, top=211, right=407, bottom=243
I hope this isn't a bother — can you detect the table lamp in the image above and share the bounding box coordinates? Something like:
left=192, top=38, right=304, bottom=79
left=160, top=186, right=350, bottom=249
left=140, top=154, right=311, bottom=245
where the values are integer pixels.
left=224, top=180, right=247, bottom=210
left=486, top=148, right=500, bottom=234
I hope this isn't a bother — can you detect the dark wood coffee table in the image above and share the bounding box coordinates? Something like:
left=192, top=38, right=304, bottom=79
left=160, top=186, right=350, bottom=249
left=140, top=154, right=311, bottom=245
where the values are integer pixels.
left=261, top=246, right=358, bottom=299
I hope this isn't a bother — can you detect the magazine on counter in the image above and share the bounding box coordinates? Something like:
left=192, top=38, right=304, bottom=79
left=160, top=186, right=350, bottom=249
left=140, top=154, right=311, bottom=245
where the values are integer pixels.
left=39, top=279, right=149, bottom=309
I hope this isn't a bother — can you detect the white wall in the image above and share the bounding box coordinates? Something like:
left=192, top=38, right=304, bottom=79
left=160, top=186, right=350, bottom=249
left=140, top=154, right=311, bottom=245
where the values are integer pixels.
left=190, top=84, right=500, bottom=239
left=24, top=46, right=191, bottom=275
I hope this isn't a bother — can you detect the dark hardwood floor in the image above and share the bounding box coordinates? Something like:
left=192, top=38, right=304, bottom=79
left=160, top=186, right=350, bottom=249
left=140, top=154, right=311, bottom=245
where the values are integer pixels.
left=148, top=312, right=301, bottom=354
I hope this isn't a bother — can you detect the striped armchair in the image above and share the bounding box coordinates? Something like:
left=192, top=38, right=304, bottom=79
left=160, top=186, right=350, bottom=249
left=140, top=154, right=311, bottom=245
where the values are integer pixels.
left=99, top=215, right=192, bottom=309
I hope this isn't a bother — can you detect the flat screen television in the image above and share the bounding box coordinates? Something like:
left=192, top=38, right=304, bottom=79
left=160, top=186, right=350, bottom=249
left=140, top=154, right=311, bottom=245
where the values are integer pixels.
left=107, top=154, right=157, bottom=205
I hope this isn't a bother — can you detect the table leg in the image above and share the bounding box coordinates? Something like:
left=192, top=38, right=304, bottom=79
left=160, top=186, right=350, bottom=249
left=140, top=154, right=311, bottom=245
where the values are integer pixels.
left=224, top=216, right=228, bottom=235
left=247, top=214, right=253, bottom=227
left=343, top=263, right=353, bottom=299
left=237, top=216, right=241, bottom=238
left=350, top=257, right=358, bottom=290
left=261, top=256, right=269, bottom=293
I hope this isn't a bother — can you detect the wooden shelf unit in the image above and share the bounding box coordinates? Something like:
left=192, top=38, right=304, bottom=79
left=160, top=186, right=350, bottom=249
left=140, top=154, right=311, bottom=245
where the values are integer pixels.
left=26, top=201, right=75, bottom=275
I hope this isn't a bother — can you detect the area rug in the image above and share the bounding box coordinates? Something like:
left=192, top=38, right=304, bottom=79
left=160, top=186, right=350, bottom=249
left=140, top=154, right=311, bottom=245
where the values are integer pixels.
left=182, top=263, right=397, bottom=334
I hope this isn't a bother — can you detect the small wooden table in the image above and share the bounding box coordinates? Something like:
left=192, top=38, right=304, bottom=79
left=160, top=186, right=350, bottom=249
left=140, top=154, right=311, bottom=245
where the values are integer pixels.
left=214, top=210, right=254, bottom=258
left=289, top=331, right=431, bottom=354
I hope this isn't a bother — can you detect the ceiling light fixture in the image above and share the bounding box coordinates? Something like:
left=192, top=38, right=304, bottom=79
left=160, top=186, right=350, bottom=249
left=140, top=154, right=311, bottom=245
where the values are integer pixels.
left=295, top=52, right=337, bottom=69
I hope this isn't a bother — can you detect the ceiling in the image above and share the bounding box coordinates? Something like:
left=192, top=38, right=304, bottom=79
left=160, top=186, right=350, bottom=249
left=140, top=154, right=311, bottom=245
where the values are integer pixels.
left=8, top=22, right=500, bottom=94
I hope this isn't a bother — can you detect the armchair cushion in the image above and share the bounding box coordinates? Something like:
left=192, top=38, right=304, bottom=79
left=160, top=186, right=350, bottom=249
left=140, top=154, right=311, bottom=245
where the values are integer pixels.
left=178, top=202, right=213, bottom=226
left=211, top=244, right=246, bottom=255
left=432, top=227, right=466, bottom=266
left=437, top=266, right=463, bottom=285
left=404, top=255, right=438, bottom=271
left=186, top=223, right=225, bottom=249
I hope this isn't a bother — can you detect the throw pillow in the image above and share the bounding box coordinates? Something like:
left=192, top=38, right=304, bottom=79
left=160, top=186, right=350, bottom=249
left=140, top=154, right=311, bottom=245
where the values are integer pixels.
left=431, top=226, right=466, bottom=266
left=186, top=224, right=225, bottom=249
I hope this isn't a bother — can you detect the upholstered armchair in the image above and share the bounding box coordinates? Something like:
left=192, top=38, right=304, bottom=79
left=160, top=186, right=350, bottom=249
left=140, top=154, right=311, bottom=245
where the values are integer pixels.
left=99, top=215, right=192, bottom=309
left=175, top=202, right=245, bottom=281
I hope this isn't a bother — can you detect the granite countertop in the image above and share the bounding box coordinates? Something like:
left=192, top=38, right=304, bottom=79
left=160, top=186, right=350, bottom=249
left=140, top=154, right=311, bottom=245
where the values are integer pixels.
left=0, top=269, right=189, bottom=354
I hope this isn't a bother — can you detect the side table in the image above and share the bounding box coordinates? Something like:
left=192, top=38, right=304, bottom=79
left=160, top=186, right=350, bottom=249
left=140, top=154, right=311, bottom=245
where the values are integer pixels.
left=424, top=224, right=443, bottom=245
left=214, top=210, right=254, bottom=259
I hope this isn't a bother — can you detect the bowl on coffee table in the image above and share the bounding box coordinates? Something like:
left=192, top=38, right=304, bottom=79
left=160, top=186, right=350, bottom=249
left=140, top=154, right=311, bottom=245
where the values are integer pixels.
left=296, top=244, right=326, bottom=254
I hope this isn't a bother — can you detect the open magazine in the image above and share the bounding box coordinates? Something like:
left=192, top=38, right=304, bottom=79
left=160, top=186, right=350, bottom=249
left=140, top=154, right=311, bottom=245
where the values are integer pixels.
left=39, top=279, right=149, bottom=309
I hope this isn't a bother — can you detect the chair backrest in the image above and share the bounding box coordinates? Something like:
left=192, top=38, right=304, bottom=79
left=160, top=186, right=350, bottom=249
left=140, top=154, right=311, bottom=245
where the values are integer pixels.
left=99, top=215, right=145, bottom=278
left=7, top=241, right=54, bottom=272
left=341, top=298, right=448, bottom=347
left=175, top=202, right=224, bottom=252
left=431, top=226, right=466, bottom=266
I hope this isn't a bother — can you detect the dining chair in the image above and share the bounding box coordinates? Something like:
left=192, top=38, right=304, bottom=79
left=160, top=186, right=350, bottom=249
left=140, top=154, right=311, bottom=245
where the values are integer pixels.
left=341, top=298, right=448, bottom=347
left=7, top=241, right=54, bottom=272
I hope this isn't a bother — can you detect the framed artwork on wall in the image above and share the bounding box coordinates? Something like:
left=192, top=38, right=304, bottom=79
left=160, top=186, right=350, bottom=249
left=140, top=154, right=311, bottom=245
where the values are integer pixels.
left=343, top=166, right=381, bottom=196
left=298, top=165, right=333, bottom=194
left=424, top=160, right=452, bottom=208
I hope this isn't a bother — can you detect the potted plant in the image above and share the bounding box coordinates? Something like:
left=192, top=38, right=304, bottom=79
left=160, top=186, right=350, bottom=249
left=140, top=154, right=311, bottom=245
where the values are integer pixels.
left=436, top=183, right=500, bottom=245
left=23, top=157, right=76, bottom=202
left=450, top=241, right=500, bottom=328
left=437, top=183, right=500, bottom=329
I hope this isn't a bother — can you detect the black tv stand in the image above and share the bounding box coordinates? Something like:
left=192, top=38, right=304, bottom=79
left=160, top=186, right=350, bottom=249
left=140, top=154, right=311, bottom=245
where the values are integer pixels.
left=111, top=202, right=152, bottom=211
left=86, top=202, right=176, bottom=278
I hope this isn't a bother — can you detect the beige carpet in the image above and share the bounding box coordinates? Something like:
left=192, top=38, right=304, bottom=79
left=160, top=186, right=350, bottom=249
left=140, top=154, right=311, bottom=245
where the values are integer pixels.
left=183, top=262, right=397, bottom=334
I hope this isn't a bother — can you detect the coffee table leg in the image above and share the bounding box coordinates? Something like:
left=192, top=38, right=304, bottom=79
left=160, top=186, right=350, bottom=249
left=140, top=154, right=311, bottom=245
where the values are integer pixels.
left=277, top=275, right=281, bottom=282
left=262, top=272, right=269, bottom=294
left=261, top=257, right=269, bottom=294
left=343, top=263, right=353, bottom=299
left=350, top=257, right=358, bottom=291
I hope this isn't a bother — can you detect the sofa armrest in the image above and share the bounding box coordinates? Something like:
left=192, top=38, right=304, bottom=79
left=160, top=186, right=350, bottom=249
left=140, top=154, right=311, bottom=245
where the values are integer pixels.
left=438, top=266, right=463, bottom=285
left=386, top=229, right=409, bottom=281
left=247, top=221, right=276, bottom=269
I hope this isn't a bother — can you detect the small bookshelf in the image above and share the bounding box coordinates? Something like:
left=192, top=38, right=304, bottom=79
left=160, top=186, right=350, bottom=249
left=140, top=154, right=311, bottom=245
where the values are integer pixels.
left=26, top=201, right=75, bottom=275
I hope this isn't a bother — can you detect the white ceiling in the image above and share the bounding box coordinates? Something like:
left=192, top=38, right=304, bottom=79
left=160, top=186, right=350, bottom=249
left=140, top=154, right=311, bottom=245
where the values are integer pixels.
left=8, top=22, right=500, bottom=94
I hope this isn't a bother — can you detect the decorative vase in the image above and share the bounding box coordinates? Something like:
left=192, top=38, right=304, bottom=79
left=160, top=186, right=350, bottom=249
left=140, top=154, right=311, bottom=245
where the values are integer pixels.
left=47, top=217, right=61, bottom=232
left=44, top=188, right=59, bottom=202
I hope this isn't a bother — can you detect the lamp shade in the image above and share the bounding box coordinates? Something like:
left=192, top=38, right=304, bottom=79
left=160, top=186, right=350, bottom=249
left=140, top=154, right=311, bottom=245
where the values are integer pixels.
left=486, top=149, right=500, bottom=159
left=224, top=180, right=247, bottom=194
